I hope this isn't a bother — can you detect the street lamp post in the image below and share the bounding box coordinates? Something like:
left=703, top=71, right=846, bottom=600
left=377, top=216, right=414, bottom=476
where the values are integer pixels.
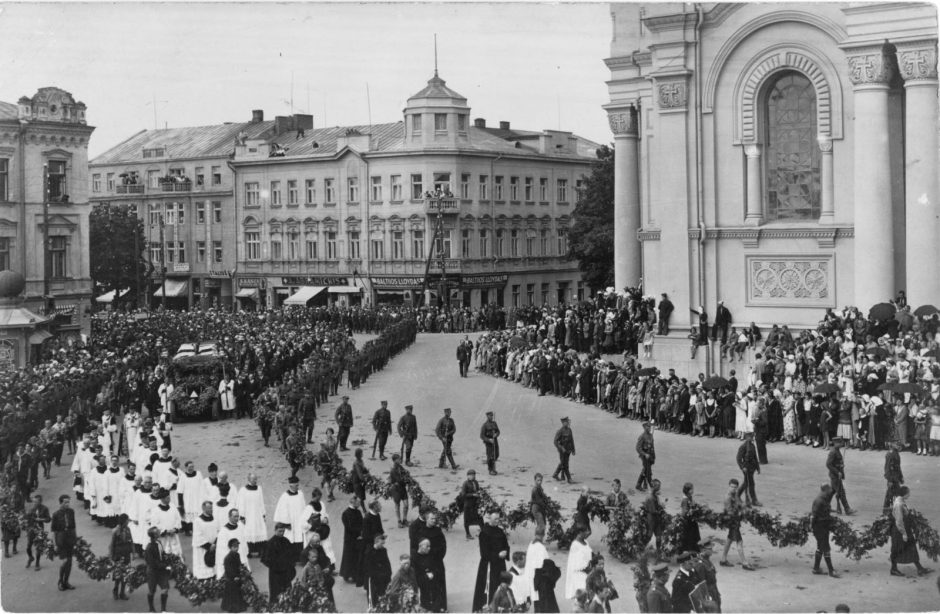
left=420, top=188, right=452, bottom=309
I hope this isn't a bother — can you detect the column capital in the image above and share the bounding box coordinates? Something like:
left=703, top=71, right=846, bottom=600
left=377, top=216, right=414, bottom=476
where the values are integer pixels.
left=744, top=144, right=761, bottom=158
left=607, top=106, right=639, bottom=137
left=817, top=136, right=833, bottom=153
left=895, top=40, right=938, bottom=82
left=845, top=47, right=894, bottom=86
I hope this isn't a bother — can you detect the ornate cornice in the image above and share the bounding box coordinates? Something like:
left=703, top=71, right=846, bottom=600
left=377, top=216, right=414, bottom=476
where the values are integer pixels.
left=895, top=40, right=939, bottom=82
left=604, top=56, right=635, bottom=70
left=637, top=229, right=661, bottom=241
left=697, top=225, right=854, bottom=248
left=643, top=11, right=696, bottom=34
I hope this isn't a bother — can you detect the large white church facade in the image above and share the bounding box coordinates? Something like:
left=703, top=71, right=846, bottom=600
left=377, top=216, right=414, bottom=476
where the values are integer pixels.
left=605, top=2, right=938, bottom=330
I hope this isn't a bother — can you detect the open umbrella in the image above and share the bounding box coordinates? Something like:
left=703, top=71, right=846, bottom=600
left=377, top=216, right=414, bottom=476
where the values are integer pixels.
left=702, top=375, right=730, bottom=390
left=866, top=346, right=889, bottom=359
left=877, top=382, right=895, bottom=392
left=636, top=367, right=658, bottom=377
left=508, top=336, right=526, bottom=350
left=893, top=382, right=927, bottom=395
left=869, top=302, right=896, bottom=321
left=914, top=304, right=939, bottom=317
left=922, top=349, right=939, bottom=359
left=814, top=382, right=840, bottom=394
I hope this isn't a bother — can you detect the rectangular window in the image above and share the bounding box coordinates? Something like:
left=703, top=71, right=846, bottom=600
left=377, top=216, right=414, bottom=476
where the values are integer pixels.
left=211, top=166, right=222, bottom=186
left=557, top=178, right=569, bottom=203
left=270, top=181, right=281, bottom=205
left=287, top=180, right=298, bottom=205
left=324, top=178, right=335, bottom=203
left=412, top=230, right=424, bottom=258
left=525, top=231, right=534, bottom=256
left=195, top=202, right=206, bottom=224
left=0, top=237, right=9, bottom=270
left=524, top=177, right=534, bottom=201
left=165, top=242, right=175, bottom=263
left=196, top=241, right=206, bottom=263
left=478, top=229, right=489, bottom=258
left=213, top=241, right=223, bottom=263
left=348, top=231, right=360, bottom=258
left=48, top=160, right=67, bottom=200
left=434, top=113, right=447, bottom=131
left=411, top=173, right=423, bottom=200
left=288, top=231, right=300, bottom=260
left=245, top=231, right=260, bottom=260
left=245, top=182, right=260, bottom=206
left=92, top=174, right=101, bottom=193
left=149, top=203, right=161, bottom=226
left=212, top=201, right=222, bottom=223
left=541, top=283, right=549, bottom=305
left=370, top=176, right=382, bottom=202
left=411, top=114, right=422, bottom=133
left=510, top=229, right=519, bottom=257
left=326, top=231, right=337, bottom=259
left=512, top=284, right=520, bottom=307
left=433, top=172, right=451, bottom=195
left=540, top=229, right=549, bottom=256
left=539, top=177, right=548, bottom=202
left=163, top=203, right=176, bottom=225
left=371, top=238, right=384, bottom=260
left=347, top=176, right=359, bottom=203
left=457, top=115, right=467, bottom=132
left=460, top=173, right=470, bottom=199
left=107, top=173, right=116, bottom=191
left=142, top=148, right=165, bottom=159
left=270, top=236, right=282, bottom=260
left=150, top=246, right=162, bottom=265
left=494, top=176, right=504, bottom=201
left=575, top=178, right=585, bottom=202
left=526, top=283, right=535, bottom=306
left=509, top=176, right=519, bottom=201
left=176, top=202, right=185, bottom=225
left=435, top=231, right=452, bottom=259
left=495, top=229, right=504, bottom=258
left=305, top=179, right=316, bottom=204
left=557, top=228, right=568, bottom=255
left=479, top=175, right=489, bottom=200
left=391, top=231, right=405, bottom=259
left=148, top=170, right=161, bottom=188
left=177, top=241, right=186, bottom=263
left=390, top=175, right=402, bottom=201
left=305, top=235, right=318, bottom=259
left=195, top=167, right=204, bottom=187
left=461, top=229, right=471, bottom=258
left=577, top=281, right=584, bottom=302
left=0, top=159, right=8, bottom=201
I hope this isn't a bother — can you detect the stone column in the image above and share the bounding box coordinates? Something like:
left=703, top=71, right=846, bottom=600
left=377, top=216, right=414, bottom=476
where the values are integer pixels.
left=847, top=46, right=895, bottom=308
left=817, top=137, right=835, bottom=223
left=608, top=106, right=641, bottom=291
left=744, top=145, right=762, bottom=225
left=897, top=40, right=940, bottom=305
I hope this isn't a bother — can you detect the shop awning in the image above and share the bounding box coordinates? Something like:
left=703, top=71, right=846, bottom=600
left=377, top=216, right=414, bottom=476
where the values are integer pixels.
left=153, top=280, right=188, bottom=298
left=235, top=288, right=260, bottom=299
left=96, top=289, right=129, bottom=304
left=28, top=329, right=53, bottom=344
left=283, top=286, right=326, bottom=305
left=327, top=285, right=361, bottom=294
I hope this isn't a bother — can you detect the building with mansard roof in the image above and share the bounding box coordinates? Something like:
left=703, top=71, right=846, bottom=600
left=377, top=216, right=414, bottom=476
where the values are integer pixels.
left=605, top=2, right=938, bottom=343
left=92, top=71, right=599, bottom=310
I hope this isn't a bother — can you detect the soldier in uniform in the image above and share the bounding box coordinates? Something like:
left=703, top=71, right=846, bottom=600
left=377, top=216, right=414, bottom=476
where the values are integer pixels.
left=810, top=483, right=840, bottom=578
left=435, top=408, right=459, bottom=470
left=335, top=396, right=353, bottom=452
left=397, top=405, right=418, bottom=466
left=883, top=440, right=903, bottom=515
left=552, top=417, right=575, bottom=483
left=826, top=438, right=854, bottom=515
left=480, top=411, right=500, bottom=475
left=635, top=422, right=655, bottom=491
left=642, top=479, right=665, bottom=551
left=671, top=552, right=700, bottom=613
left=371, top=401, right=392, bottom=461
left=735, top=432, right=761, bottom=507
left=645, top=562, right=672, bottom=613
left=298, top=391, right=317, bottom=444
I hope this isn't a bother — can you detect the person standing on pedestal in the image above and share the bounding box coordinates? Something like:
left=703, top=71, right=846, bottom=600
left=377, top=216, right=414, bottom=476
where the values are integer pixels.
left=714, top=302, right=732, bottom=345
left=657, top=294, right=674, bottom=336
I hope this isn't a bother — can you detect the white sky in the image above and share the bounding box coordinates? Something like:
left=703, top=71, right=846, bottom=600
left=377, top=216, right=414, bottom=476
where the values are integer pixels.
left=0, top=2, right=614, bottom=158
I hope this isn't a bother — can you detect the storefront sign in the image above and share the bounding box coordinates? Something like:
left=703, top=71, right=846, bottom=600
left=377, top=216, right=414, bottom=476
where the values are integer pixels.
left=460, top=273, right=509, bottom=288
left=238, top=277, right=265, bottom=288
left=209, top=270, right=233, bottom=279
left=370, top=276, right=424, bottom=289
left=281, top=276, right=348, bottom=286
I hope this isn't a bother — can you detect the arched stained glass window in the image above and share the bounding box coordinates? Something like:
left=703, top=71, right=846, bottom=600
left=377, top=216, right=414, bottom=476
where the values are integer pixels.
left=764, top=72, right=820, bottom=220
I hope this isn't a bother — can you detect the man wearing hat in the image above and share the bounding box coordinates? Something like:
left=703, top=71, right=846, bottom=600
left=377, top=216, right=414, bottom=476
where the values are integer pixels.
left=480, top=411, right=501, bottom=475
left=657, top=293, right=674, bottom=335
left=298, top=391, right=317, bottom=444
left=810, top=483, right=840, bottom=578
left=371, top=401, right=393, bottom=460
left=645, top=562, right=672, bottom=613
left=883, top=440, right=904, bottom=514
left=435, top=407, right=459, bottom=470
left=335, top=396, right=353, bottom=452
left=714, top=301, right=732, bottom=345
left=691, top=540, right=721, bottom=612
left=635, top=422, right=655, bottom=491
left=671, top=551, right=700, bottom=613
left=552, top=417, right=575, bottom=483
left=735, top=432, right=761, bottom=506
left=826, top=438, right=854, bottom=515
left=273, top=476, right=306, bottom=561
left=261, top=522, right=297, bottom=604
left=398, top=405, right=418, bottom=466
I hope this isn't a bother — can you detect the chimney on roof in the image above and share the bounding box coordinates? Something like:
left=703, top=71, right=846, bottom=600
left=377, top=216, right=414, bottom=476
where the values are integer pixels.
left=474, top=118, right=486, bottom=128
left=252, top=109, right=264, bottom=123
left=499, top=121, right=510, bottom=130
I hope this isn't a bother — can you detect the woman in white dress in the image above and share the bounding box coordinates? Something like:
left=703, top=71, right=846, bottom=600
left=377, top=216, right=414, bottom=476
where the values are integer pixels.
left=734, top=393, right=748, bottom=439
left=564, top=528, right=593, bottom=600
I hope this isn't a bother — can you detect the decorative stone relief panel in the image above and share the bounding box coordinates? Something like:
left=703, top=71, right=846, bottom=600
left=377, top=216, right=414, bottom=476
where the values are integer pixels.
left=746, top=255, right=835, bottom=308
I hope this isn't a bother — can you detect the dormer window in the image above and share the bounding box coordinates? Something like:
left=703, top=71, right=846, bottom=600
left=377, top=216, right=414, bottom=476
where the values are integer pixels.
left=434, top=114, right=447, bottom=131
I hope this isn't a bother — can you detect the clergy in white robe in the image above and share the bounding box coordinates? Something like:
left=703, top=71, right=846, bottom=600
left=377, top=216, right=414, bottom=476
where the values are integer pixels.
left=151, top=449, right=176, bottom=491
left=158, top=380, right=175, bottom=415
left=564, top=533, right=593, bottom=599
left=234, top=473, right=267, bottom=553
left=176, top=462, right=204, bottom=530
left=119, top=468, right=139, bottom=516
left=151, top=489, right=184, bottom=557
left=218, top=376, right=236, bottom=414
left=524, top=531, right=549, bottom=602
left=273, top=477, right=306, bottom=559
left=210, top=474, right=238, bottom=516
left=101, top=410, right=120, bottom=458
left=129, top=478, right=157, bottom=547
left=87, top=458, right=116, bottom=522
left=192, top=502, right=220, bottom=580
left=105, top=459, right=124, bottom=524
left=215, top=509, right=250, bottom=579
left=124, top=412, right=140, bottom=460
left=70, top=439, right=95, bottom=498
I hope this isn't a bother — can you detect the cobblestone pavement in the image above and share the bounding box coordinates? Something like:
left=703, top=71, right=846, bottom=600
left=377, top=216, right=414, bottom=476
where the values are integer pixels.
left=3, top=332, right=939, bottom=612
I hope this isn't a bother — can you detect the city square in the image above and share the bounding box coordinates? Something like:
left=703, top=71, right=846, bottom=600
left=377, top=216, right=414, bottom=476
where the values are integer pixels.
left=0, top=2, right=939, bottom=613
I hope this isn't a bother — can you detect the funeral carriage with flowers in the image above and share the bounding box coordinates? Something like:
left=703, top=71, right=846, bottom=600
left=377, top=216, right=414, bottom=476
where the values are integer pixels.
left=167, top=342, right=229, bottom=421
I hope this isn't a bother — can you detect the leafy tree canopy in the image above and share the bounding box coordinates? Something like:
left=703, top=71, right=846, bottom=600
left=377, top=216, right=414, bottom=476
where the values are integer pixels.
left=567, top=144, right=615, bottom=292
left=89, top=203, right=148, bottom=304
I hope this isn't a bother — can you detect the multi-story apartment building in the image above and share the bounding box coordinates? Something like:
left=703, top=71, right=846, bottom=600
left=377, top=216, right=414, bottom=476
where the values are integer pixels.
left=0, top=87, right=95, bottom=342
left=231, top=71, right=597, bottom=309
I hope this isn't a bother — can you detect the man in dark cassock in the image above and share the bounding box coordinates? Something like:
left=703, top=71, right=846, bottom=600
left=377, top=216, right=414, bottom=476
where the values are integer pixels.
left=364, top=533, right=392, bottom=608
left=410, top=510, right=448, bottom=611
left=261, top=523, right=297, bottom=604
left=339, top=495, right=363, bottom=582
left=671, top=552, right=700, bottom=613
left=357, top=499, right=384, bottom=588
left=473, top=511, right=509, bottom=611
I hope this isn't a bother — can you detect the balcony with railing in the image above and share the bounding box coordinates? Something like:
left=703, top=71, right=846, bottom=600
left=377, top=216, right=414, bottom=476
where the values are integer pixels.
left=116, top=184, right=145, bottom=194
left=159, top=180, right=193, bottom=192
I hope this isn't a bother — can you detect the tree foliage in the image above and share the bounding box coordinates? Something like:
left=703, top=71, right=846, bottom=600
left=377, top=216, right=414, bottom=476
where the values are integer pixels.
left=89, top=203, right=148, bottom=305
left=567, top=144, right=615, bottom=292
